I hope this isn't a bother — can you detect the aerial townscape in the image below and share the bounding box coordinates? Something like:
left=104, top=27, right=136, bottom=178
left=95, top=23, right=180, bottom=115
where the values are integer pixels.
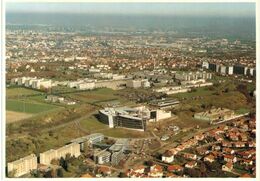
left=5, top=2, right=256, bottom=179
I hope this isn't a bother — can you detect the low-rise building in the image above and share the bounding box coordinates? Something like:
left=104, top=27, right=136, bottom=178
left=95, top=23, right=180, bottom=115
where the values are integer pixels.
left=162, top=151, right=174, bottom=163
left=185, top=161, right=197, bottom=168
left=222, top=162, right=233, bottom=172
left=167, top=165, right=183, bottom=173
left=194, top=108, right=235, bottom=124
left=94, top=150, right=111, bottom=164
left=204, top=154, right=215, bottom=163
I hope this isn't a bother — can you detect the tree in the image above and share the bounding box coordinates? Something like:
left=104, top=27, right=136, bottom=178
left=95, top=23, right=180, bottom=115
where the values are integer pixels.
left=59, top=157, right=68, bottom=171
left=50, top=158, right=59, bottom=166
left=146, top=160, right=154, bottom=166
left=118, top=172, right=127, bottom=178
left=7, top=170, right=16, bottom=178
left=44, top=170, right=53, bottom=178
left=199, top=162, right=207, bottom=173
left=57, top=168, right=63, bottom=177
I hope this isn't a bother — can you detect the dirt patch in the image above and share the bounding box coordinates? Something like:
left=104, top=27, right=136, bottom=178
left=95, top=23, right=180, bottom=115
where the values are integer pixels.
left=6, top=111, right=33, bottom=123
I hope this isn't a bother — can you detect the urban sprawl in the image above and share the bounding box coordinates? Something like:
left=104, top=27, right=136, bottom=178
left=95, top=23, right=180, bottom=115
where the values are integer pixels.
left=6, top=25, right=256, bottom=178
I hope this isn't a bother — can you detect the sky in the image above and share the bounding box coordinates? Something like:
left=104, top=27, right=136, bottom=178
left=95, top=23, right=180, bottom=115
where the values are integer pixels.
left=6, top=2, right=255, bottom=17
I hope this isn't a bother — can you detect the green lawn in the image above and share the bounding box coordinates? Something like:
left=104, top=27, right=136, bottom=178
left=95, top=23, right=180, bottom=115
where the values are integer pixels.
left=170, top=87, right=213, bottom=99
left=6, top=87, right=42, bottom=98
left=68, top=88, right=121, bottom=103
left=6, top=99, right=59, bottom=114
left=79, top=116, right=108, bottom=131
left=235, top=107, right=250, bottom=114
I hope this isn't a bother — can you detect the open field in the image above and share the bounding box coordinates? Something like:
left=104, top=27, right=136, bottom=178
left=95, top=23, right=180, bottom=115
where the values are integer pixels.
left=6, top=111, right=33, bottom=123
left=99, top=128, right=151, bottom=138
left=6, top=99, right=59, bottom=114
left=79, top=116, right=109, bottom=131
left=6, top=87, right=42, bottom=98
left=66, top=88, right=134, bottom=106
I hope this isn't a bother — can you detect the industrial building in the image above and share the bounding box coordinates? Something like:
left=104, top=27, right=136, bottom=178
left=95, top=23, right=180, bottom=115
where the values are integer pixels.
left=40, top=143, right=81, bottom=165
left=99, top=107, right=172, bottom=131
left=7, top=154, right=37, bottom=177
left=194, top=108, right=235, bottom=124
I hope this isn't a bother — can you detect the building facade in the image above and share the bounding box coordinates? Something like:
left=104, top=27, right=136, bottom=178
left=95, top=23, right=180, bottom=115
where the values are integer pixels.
left=7, top=154, right=37, bottom=177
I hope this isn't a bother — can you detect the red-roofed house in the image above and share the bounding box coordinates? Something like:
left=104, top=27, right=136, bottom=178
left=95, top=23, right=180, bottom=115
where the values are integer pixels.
left=148, top=164, right=163, bottom=178
left=183, top=153, right=197, bottom=160
left=204, top=154, right=215, bottom=163
left=222, top=148, right=235, bottom=154
left=222, top=162, right=233, bottom=172
left=185, top=161, right=197, bottom=168
left=97, top=166, right=111, bottom=176
left=162, top=150, right=174, bottom=163
left=167, top=165, right=184, bottom=173
left=224, top=155, right=237, bottom=163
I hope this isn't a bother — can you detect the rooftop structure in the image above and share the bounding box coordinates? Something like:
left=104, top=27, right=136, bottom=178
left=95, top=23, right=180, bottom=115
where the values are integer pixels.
left=99, top=106, right=172, bottom=131
left=194, top=108, right=235, bottom=124
left=175, top=71, right=212, bottom=81
left=149, top=98, right=180, bottom=110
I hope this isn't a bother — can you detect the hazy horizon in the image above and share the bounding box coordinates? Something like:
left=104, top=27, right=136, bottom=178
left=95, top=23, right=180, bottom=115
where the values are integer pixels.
left=6, top=2, right=255, bottom=17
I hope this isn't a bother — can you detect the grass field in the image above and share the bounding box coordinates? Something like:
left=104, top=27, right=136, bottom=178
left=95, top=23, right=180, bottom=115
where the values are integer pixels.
left=6, top=87, right=42, bottom=98
left=6, top=99, right=59, bottom=114
left=235, top=107, right=250, bottom=114
left=79, top=116, right=109, bottom=131
left=170, top=87, right=213, bottom=99
left=67, top=88, right=119, bottom=103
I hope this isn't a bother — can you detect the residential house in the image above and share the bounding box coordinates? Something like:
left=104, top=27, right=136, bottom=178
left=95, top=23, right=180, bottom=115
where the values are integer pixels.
left=223, top=155, right=237, bottom=163
left=148, top=164, right=163, bottom=178
left=183, top=153, right=197, bottom=160
left=185, top=161, right=197, bottom=169
left=222, top=162, right=233, bottom=172
left=204, top=154, right=215, bottom=163
left=162, top=150, right=174, bottom=163
left=167, top=165, right=184, bottom=173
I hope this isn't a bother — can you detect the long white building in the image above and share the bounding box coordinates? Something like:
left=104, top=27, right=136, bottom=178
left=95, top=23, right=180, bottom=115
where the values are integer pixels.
left=7, top=154, right=37, bottom=177
left=40, top=143, right=80, bottom=165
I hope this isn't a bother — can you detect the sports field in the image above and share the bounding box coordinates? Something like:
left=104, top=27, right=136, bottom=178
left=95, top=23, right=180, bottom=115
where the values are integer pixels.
left=6, top=87, right=42, bottom=98
left=6, top=99, right=58, bottom=114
